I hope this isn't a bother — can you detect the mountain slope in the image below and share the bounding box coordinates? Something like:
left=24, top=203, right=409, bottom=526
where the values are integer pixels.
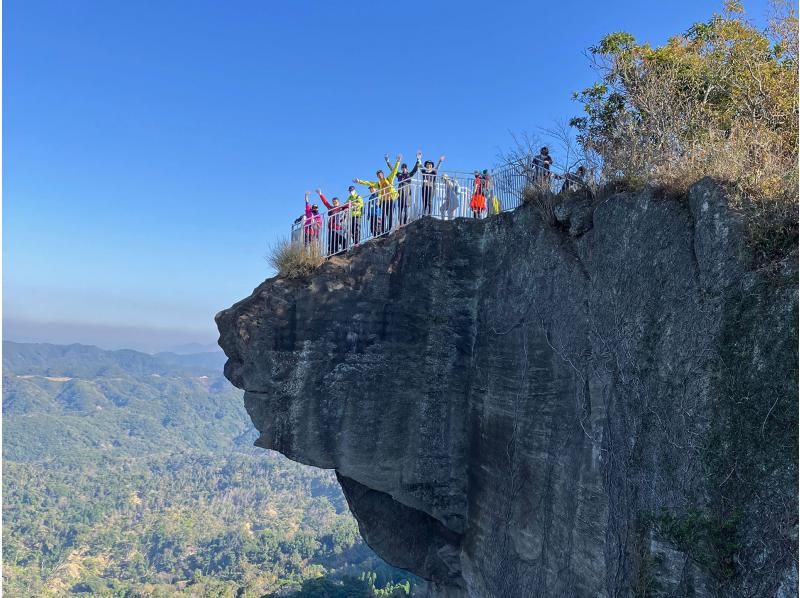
left=2, top=342, right=421, bottom=597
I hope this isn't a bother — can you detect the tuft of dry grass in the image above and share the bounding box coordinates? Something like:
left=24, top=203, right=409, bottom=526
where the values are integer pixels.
left=267, top=238, right=324, bottom=279
left=523, top=185, right=561, bottom=225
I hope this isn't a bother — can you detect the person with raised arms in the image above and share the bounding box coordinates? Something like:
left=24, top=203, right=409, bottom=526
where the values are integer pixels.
left=354, top=154, right=402, bottom=232
left=302, top=191, right=322, bottom=247
left=315, top=188, right=349, bottom=254
left=419, top=153, right=445, bottom=216
left=388, top=151, right=420, bottom=226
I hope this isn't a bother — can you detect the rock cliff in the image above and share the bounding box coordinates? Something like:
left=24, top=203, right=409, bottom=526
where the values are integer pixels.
left=216, top=180, right=798, bottom=597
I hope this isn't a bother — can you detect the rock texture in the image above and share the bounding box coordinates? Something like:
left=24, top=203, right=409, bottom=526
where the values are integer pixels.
left=216, top=180, right=798, bottom=597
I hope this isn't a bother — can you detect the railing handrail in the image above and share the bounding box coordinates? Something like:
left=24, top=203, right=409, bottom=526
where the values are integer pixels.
left=290, top=157, right=584, bottom=257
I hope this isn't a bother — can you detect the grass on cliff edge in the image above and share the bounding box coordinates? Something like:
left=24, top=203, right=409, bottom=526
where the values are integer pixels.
left=268, top=238, right=324, bottom=278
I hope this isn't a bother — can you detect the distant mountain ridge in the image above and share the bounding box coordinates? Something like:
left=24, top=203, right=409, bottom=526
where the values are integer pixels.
left=2, top=340, right=248, bottom=462
left=2, top=340, right=225, bottom=378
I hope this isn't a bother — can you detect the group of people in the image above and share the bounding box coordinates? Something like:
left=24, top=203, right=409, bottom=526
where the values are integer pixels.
left=298, top=147, right=587, bottom=255
left=300, top=150, right=454, bottom=253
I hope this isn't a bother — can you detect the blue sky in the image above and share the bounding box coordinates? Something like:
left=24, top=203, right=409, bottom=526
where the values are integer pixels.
left=3, top=0, right=773, bottom=351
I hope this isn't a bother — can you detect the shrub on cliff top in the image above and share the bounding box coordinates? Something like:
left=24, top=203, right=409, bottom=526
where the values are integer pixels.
left=572, top=0, right=798, bottom=206
left=268, top=238, right=323, bottom=278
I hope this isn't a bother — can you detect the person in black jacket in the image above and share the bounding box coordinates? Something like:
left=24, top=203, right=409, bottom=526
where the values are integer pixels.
left=561, top=165, right=586, bottom=193
left=531, top=147, right=553, bottom=190
left=419, top=153, right=445, bottom=216
left=386, top=152, right=419, bottom=226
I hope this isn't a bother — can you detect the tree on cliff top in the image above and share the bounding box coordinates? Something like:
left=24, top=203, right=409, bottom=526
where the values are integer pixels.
left=572, top=0, right=798, bottom=205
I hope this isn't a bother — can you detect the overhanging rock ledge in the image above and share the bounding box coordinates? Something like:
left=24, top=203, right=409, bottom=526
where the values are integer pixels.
left=216, top=179, right=798, bottom=598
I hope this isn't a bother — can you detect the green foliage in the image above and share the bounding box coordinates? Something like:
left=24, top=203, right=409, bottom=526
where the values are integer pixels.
left=263, top=568, right=415, bottom=598
left=266, top=576, right=372, bottom=598
left=573, top=1, right=799, bottom=231
left=2, top=342, right=422, bottom=597
left=590, top=31, right=636, bottom=54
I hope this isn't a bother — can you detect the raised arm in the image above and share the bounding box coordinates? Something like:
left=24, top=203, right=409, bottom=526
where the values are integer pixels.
left=410, top=150, right=422, bottom=176
left=304, top=191, right=312, bottom=217
left=353, top=177, right=377, bottom=188
left=384, top=153, right=392, bottom=169
left=315, top=188, right=333, bottom=210
left=437, top=155, right=445, bottom=170
left=387, top=154, right=402, bottom=183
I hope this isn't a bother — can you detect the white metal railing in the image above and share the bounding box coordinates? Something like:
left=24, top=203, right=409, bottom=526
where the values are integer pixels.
left=291, top=158, right=584, bottom=257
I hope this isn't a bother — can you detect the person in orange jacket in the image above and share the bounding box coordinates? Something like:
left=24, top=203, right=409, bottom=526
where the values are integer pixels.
left=470, top=171, right=487, bottom=219
left=354, top=154, right=401, bottom=232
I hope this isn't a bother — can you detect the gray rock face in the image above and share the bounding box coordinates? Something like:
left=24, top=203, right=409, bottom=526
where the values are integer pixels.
left=216, top=180, right=798, bottom=597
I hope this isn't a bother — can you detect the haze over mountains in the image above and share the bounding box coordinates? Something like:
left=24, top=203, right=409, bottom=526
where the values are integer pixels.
left=3, top=317, right=220, bottom=354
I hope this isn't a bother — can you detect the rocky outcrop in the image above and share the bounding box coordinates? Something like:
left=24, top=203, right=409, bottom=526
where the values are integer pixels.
left=216, top=180, right=798, bottom=597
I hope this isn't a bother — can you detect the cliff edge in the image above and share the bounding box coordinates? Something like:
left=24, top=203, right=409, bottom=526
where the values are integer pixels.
left=216, top=180, right=798, bottom=597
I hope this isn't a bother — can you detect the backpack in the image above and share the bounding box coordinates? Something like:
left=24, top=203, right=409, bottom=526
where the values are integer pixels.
left=492, top=196, right=502, bottom=215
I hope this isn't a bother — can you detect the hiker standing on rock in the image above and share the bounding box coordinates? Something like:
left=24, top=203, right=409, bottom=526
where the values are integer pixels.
left=354, top=154, right=402, bottom=233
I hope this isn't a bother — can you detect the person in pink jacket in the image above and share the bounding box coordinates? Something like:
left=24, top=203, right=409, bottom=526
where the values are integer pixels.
left=303, top=191, right=322, bottom=247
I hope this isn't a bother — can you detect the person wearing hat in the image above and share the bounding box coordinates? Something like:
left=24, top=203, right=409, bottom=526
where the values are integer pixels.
left=420, top=153, right=445, bottom=216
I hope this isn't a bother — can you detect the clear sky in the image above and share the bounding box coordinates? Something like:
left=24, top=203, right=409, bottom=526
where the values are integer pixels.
left=3, top=0, right=773, bottom=352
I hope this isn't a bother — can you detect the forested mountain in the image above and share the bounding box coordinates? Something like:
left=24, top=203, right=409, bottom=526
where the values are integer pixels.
left=2, top=342, right=421, bottom=597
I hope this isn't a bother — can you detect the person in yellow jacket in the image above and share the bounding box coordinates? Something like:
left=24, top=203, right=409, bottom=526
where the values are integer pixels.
left=346, top=185, right=364, bottom=245
left=354, top=154, right=401, bottom=233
